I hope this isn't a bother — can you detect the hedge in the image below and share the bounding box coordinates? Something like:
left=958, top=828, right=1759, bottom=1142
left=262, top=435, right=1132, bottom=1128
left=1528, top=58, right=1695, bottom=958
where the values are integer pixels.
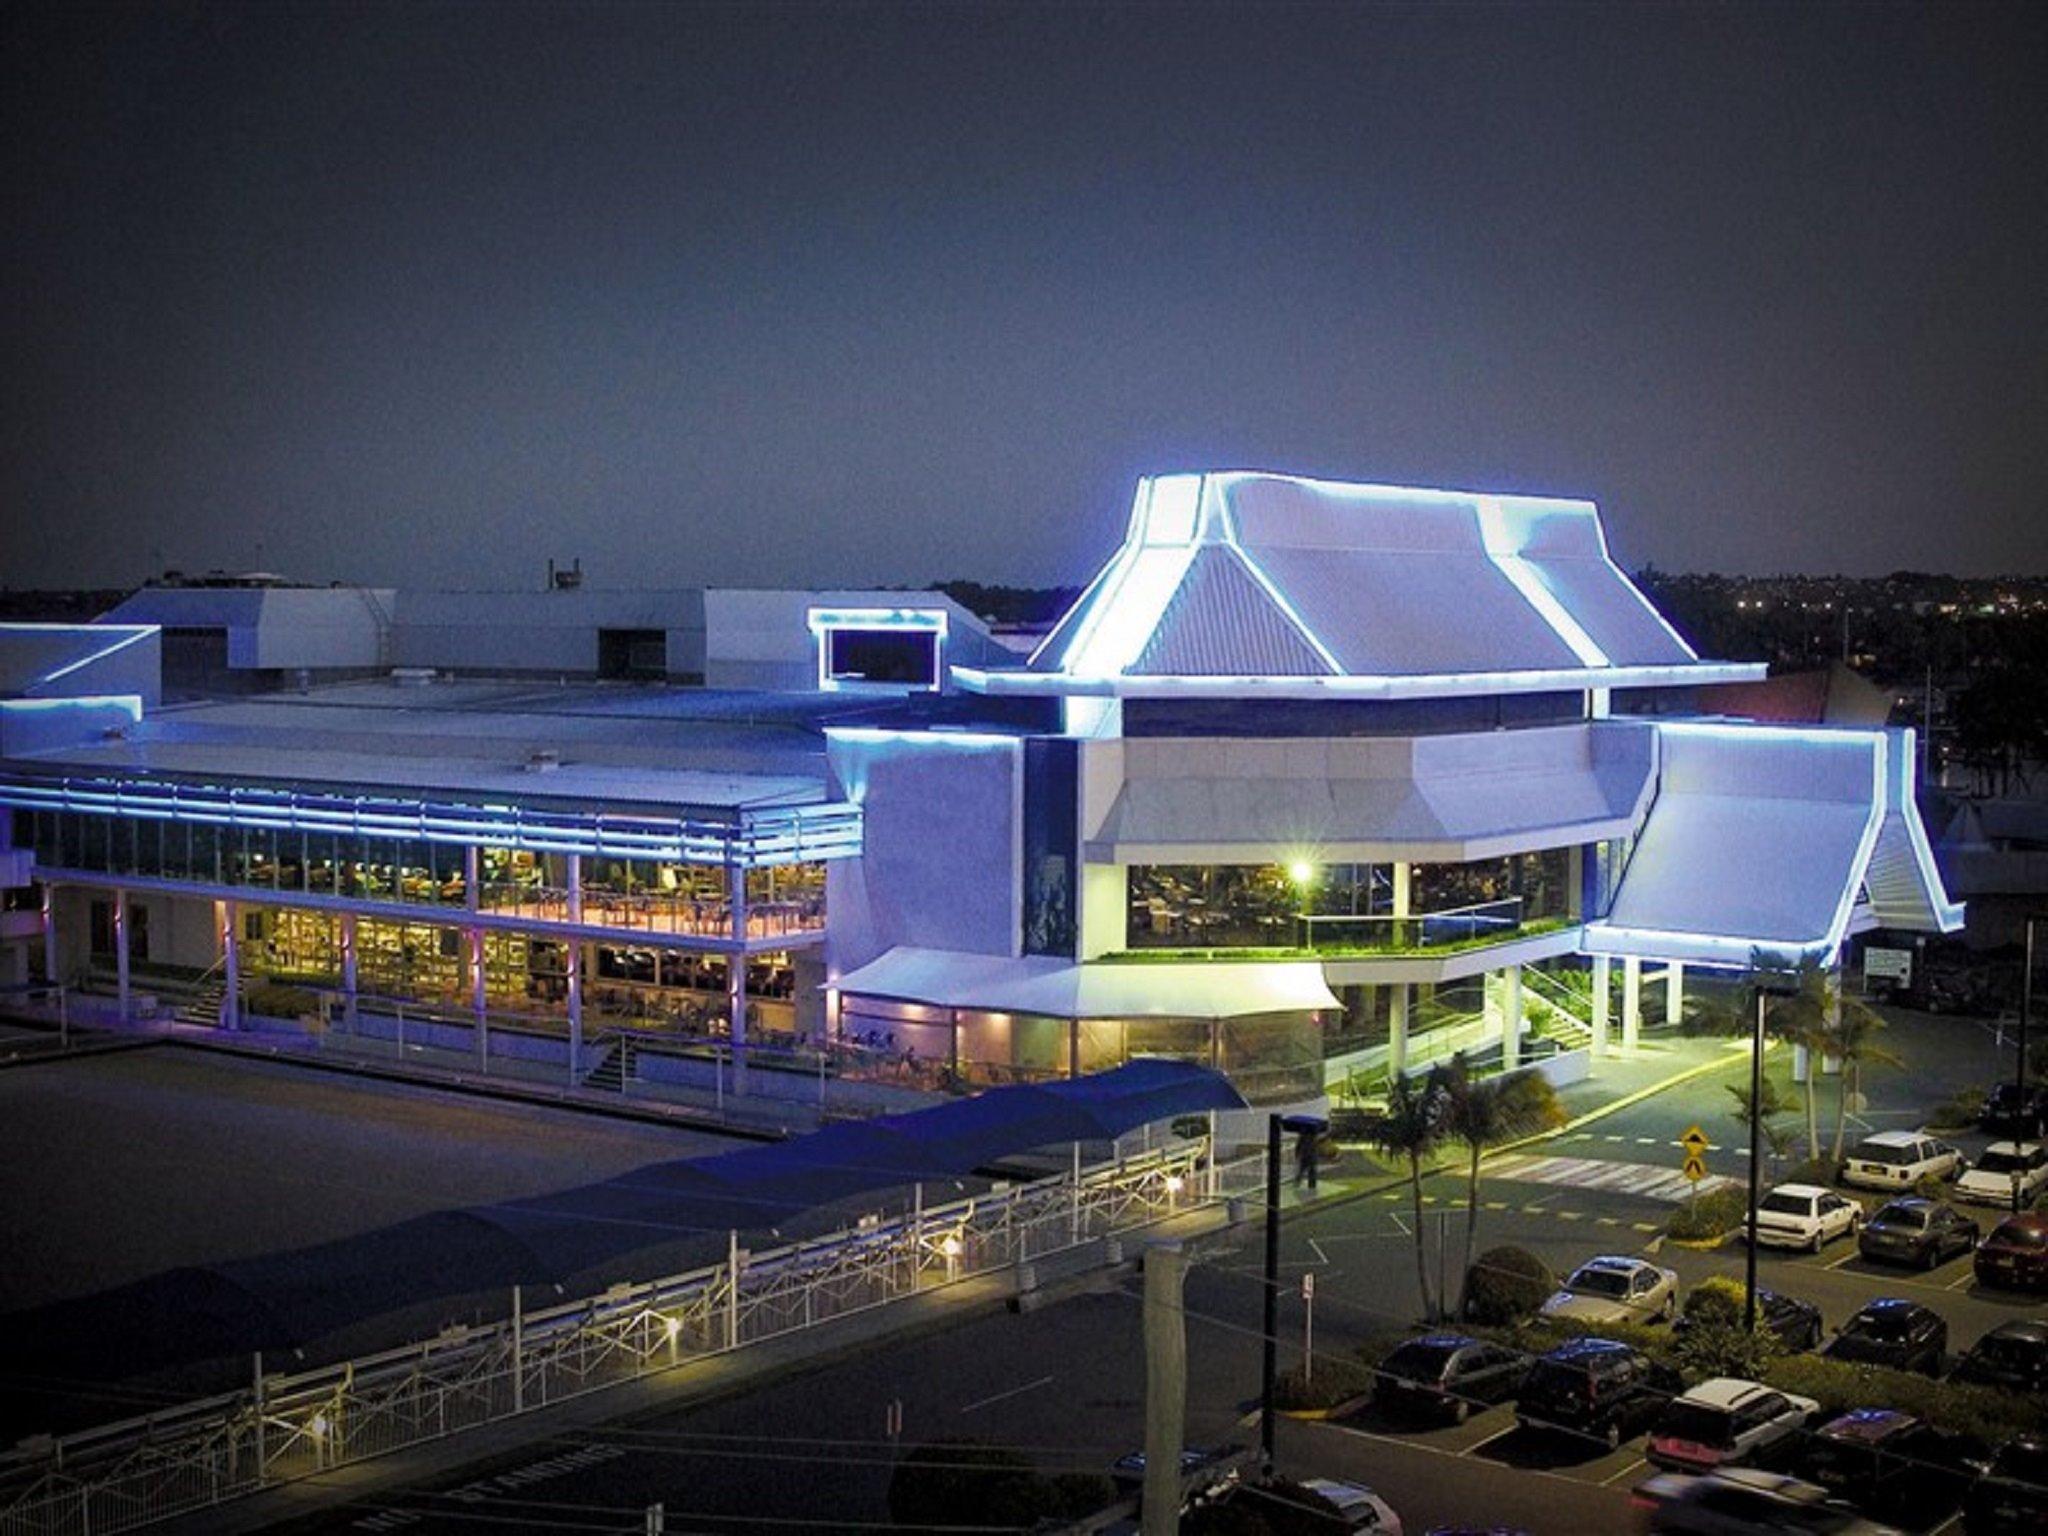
left=1272, top=1356, right=1374, bottom=1411
left=1667, top=1184, right=1749, bottom=1241
left=1462, top=1245, right=1553, bottom=1325
left=1761, top=1354, right=2048, bottom=1447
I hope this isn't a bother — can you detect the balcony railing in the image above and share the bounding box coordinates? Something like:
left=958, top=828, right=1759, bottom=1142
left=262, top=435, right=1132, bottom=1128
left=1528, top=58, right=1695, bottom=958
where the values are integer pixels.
left=1112, top=898, right=1570, bottom=961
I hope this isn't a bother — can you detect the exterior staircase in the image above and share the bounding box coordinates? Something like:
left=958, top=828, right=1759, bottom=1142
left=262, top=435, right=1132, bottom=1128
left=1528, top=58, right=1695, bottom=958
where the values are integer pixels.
left=1524, top=968, right=1594, bottom=1051
left=175, top=977, right=229, bottom=1027
left=581, top=1038, right=633, bottom=1093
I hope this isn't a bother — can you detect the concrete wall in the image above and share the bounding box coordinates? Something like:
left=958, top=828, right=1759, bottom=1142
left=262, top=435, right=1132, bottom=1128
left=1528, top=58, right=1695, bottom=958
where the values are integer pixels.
left=824, top=733, right=1023, bottom=975
left=391, top=588, right=708, bottom=676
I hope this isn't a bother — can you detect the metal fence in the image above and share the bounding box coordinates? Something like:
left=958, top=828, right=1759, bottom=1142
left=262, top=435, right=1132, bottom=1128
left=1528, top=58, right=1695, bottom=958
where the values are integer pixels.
left=0, top=1142, right=1264, bottom=1536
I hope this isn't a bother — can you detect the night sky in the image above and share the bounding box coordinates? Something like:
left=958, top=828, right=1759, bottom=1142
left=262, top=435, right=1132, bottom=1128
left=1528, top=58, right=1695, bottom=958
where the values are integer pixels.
left=5, top=1, right=2045, bottom=591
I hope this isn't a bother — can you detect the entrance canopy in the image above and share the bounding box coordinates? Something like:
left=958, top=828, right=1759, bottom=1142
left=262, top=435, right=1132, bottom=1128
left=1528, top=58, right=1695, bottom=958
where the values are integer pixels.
left=833, top=945, right=1341, bottom=1018
left=1583, top=724, right=1962, bottom=968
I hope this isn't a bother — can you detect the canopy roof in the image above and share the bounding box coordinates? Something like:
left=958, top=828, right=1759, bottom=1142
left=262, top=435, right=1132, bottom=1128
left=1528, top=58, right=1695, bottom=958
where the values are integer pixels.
left=0, top=1061, right=1245, bottom=1380
left=1087, top=721, right=1656, bottom=863
left=957, top=473, right=1763, bottom=700
left=1585, top=724, right=1962, bottom=966
left=833, top=946, right=1341, bottom=1017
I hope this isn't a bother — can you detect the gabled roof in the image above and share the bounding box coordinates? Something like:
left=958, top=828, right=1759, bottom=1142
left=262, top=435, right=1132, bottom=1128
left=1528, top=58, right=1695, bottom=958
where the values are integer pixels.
left=1584, top=724, right=1963, bottom=967
left=957, top=473, right=1764, bottom=700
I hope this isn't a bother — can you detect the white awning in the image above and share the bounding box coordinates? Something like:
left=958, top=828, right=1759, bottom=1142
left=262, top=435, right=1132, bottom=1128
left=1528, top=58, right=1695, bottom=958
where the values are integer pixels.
left=1584, top=724, right=1962, bottom=967
left=833, top=946, right=1339, bottom=1019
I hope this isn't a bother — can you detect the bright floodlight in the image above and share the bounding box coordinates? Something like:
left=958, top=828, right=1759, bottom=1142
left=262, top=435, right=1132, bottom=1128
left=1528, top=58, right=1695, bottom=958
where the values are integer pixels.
left=1288, top=861, right=1316, bottom=885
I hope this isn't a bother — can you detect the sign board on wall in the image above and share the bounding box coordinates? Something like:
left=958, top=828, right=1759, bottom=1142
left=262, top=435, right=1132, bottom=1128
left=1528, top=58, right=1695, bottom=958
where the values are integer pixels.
left=1863, top=947, right=1913, bottom=987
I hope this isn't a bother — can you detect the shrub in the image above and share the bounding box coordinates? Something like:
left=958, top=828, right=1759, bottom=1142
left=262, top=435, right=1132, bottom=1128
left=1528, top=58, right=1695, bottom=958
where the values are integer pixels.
left=1672, top=1317, right=1780, bottom=1381
left=1667, top=1184, right=1748, bottom=1241
left=1926, top=1086, right=1986, bottom=1131
left=1763, top=1354, right=2048, bottom=1447
left=1271, top=1355, right=1373, bottom=1411
left=243, top=982, right=321, bottom=1020
left=1042, top=1471, right=1117, bottom=1521
left=1462, top=1245, right=1552, bottom=1325
left=1679, top=1275, right=1747, bottom=1327
left=886, top=1440, right=1046, bottom=1529
left=1780, top=1155, right=1840, bottom=1187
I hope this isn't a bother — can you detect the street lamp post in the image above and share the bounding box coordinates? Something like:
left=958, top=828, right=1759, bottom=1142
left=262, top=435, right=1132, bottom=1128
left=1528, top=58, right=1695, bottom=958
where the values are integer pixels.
left=1745, top=984, right=1766, bottom=1336
left=2017, top=917, right=2041, bottom=1214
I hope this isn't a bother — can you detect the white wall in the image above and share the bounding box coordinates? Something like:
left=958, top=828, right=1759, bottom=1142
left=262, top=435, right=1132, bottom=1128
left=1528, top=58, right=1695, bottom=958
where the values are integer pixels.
left=824, top=733, right=1023, bottom=975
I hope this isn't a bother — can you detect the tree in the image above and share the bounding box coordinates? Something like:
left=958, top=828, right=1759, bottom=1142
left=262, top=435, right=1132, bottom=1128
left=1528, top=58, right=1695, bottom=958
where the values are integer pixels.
left=1726, top=1074, right=1796, bottom=1180
left=1680, top=954, right=1837, bottom=1160
left=1443, top=1055, right=1565, bottom=1318
left=1825, top=995, right=1903, bottom=1161
left=1365, top=1068, right=1450, bottom=1321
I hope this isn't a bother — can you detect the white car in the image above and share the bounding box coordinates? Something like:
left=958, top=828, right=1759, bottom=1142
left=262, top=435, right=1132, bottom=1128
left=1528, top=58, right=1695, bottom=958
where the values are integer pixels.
left=1840, top=1131, right=1965, bottom=1192
left=1540, top=1255, right=1680, bottom=1325
left=1633, top=1467, right=1906, bottom=1536
left=1647, top=1378, right=1821, bottom=1472
left=1953, top=1141, right=2048, bottom=1207
left=1298, top=1477, right=1403, bottom=1534
left=1750, top=1184, right=1863, bottom=1252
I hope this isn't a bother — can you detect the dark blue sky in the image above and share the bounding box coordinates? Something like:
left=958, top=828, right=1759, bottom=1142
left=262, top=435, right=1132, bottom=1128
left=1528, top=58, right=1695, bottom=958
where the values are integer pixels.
left=5, top=1, right=2044, bottom=589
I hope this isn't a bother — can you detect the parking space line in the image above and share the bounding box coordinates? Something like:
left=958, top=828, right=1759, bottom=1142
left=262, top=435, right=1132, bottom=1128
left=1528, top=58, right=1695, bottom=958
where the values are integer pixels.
left=1462, top=1425, right=1522, bottom=1459
left=1599, top=1456, right=1648, bottom=1487
left=1311, top=1421, right=1608, bottom=1492
left=1822, top=1251, right=1862, bottom=1272
left=1631, top=1222, right=1660, bottom=1233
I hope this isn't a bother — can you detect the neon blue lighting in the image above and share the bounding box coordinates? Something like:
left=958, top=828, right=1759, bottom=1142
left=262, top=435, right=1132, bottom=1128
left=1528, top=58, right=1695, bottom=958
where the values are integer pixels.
left=824, top=726, right=1023, bottom=748
left=0, top=770, right=863, bottom=866
left=1476, top=497, right=1611, bottom=668
left=807, top=606, right=950, bottom=692
left=1142, top=474, right=1203, bottom=545
left=951, top=661, right=1767, bottom=699
left=0, top=695, right=145, bottom=725
left=28, top=626, right=158, bottom=687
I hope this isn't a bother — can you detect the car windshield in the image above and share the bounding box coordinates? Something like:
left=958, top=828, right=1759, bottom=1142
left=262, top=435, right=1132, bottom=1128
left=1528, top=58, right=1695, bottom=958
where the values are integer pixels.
left=1853, top=1143, right=1915, bottom=1165
left=1978, top=1150, right=2033, bottom=1175
left=1658, top=1404, right=1735, bottom=1448
left=1990, top=1442, right=2048, bottom=1484
left=1382, top=1342, right=1460, bottom=1379
left=1567, top=1269, right=1631, bottom=1297
left=1761, top=1192, right=1814, bottom=1216
left=1874, top=1203, right=1929, bottom=1230
left=1846, top=1311, right=1916, bottom=1341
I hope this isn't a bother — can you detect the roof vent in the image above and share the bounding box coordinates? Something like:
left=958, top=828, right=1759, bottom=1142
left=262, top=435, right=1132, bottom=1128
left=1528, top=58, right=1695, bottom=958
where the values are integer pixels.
left=524, top=748, right=562, bottom=773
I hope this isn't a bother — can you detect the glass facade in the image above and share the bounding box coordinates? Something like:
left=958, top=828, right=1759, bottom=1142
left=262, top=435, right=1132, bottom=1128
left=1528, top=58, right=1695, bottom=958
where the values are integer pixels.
left=1125, top=851, right=1573, bottom=952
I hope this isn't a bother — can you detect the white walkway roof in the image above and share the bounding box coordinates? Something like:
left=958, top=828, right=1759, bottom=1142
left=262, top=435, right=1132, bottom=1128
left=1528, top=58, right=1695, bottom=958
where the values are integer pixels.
left=958, top=473, right=1764, bottom=700
left=833, top=946, right=1339, bottom=1019
left=1585, top=724, right=1962, bottom=967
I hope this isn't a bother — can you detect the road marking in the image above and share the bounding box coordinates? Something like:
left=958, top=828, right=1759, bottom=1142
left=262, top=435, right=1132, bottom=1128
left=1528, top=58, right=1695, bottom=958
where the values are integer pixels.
left=957, top=1375, right=1054, bottom=1415
left=1599, top=1456, right=1648, bottom=1486
left=1944, top=1270, right=1978, bottom=1292
left=1557, top=1211, right=1583, bottom=1220
left=1463, top=1425, right=1523, bottom=1459
left=1595, top=1217, right=1620, bottom=1226
left=1632, top=1222, right=1660, bottom=1233
left=1636, top=1137, right=1660, bottom=1145
left=1310, top=1420, right=1612, bottom=1492
left=1823, top=1251, right=1863, bottom=1272
left=1484, top=1201, right=1509, bottom=1211
left=1485, top=1153, right=1733, bottom=1204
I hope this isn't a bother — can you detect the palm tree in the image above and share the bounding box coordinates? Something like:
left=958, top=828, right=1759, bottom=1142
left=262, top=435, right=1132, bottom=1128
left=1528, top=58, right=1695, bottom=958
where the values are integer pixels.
left=1680, top=952, right=1834, bottom=1161
left=1444, top=1054, right=1565, bottom=1318
left=1726, top=1075, right=1796, bottom=1181
left=1826, top=997, right=1903, bottom=1161
left=1366, top=1068, right=1450, bottom=1322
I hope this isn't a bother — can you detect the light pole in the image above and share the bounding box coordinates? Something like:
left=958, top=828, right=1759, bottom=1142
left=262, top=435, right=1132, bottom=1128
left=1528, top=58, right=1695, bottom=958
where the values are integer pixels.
left=1260, top=1113, right=1281, bottom=1472
left=2017, top=917, right=2042, bottom=1213
left=1744, top=984, right=1766, bottom=1336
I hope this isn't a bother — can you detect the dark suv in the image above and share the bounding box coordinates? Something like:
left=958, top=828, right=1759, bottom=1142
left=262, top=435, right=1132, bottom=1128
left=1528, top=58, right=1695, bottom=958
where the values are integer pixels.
left=1372, top=1333, right=1526, bottom=1423
left=1966, top=1435, right=2048, bottom=1536
left=1824, top=1298, right=1947, bottom=1376
left=1974, top=1213, right=2048, bottom=1293
left=1951, top=1320, right=2048, bottom=1394
left=1983, top=1083, right=2048, bottom=1139
left=1515, top=1337, right=1678, bottom=1450
left=1801, top=1409, right=1980, bottom=1525
left=1857, top=1198, right=1979, bottom=1269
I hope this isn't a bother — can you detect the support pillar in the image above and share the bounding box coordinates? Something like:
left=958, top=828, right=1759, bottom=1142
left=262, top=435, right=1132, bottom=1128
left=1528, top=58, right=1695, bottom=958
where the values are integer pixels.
left=340, top=912, right=359, bottom=1034
left=114, top=888, right=130, bottom=1022
left=1590, top=955, right=1611, bottom=1059
left=1501, top=964, right=1523, bottom=1070
left=469, top=927, right=488, bottom=1067
left=221, top=901, right=241, bottom=1030
left=566, top=941, right=584, bottom=1083
left=1140, top=1242, right=1189, bottom=1536
left=463, top=845, right=480, bottom=912
left=40, top=881, right=58, bottom=986
left=1387, top=984, right=1410, bottom=1078
left=1665, top=961, right=1685, bottom=1027
left=728, top=864, right=749, bottom=1094
left=1622, top=956, right=1642, bottom=1052
left=566, top=852, right=583, bottom=924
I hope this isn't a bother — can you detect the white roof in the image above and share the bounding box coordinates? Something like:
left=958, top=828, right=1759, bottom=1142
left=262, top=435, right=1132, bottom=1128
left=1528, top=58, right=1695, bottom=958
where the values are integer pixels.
left=959, top=473, right=1764, bottom=700
left=1087, top=721, right=1656, bottom=862
left=1680, top=1378, right=1776, bottom=1409
left=832, top=946, right=1340, bottom=1019
left=1584, top=724, right=1963, bottom=967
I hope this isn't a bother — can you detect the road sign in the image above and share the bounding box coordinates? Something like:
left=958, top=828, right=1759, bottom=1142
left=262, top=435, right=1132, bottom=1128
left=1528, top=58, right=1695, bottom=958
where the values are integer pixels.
left=1680, top=1125, right=1710, bottom=1157
left=1682, top=1154, right=1708, bottom=1183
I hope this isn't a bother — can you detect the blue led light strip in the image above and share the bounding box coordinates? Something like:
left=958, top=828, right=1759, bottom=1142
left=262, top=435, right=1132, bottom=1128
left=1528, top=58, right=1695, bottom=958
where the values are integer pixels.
left=0, top=771, right=864, bottom=867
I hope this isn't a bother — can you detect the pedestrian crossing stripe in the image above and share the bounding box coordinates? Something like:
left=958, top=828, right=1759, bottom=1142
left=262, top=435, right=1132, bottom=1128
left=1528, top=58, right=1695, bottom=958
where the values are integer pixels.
left=1482, top=1152, right=1737, bottom=1204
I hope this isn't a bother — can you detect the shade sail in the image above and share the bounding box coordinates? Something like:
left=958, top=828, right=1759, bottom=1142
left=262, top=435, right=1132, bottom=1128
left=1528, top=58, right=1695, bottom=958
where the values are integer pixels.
left=833, top=946, right=1340, bottom=1018
left=0, top=1061, right=1246, bottom=1381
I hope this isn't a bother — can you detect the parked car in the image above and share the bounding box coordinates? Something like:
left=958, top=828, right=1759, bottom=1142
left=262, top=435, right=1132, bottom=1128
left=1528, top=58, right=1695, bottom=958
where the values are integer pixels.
left=1673, top=1287, right=1825, bottom=1354
left=1964, top=1434, right=2048, bottom=1536
left=1539, top=1255, right=1680, bottom=1326
left=1109, top=1443, right=1244, bottom=1495
left=1974, top=1213, right=2048, bottom=1292
left=1646, top=1378, right=1820, bottom=1472
left=1751, top=1184, right=1864, bottom=1252
left=1371, top=1334, right=1526, bottom=1423
left=1954, top=1142, right=2048, bottom=1208
left=1800, top=1410, right=1980, bottom=1525
left=1515, top=1336, right=1680, bottom=1450
left=1823, top=1298, right=1947, bottom=1376
left=1841, top=1131, right=1966, bottom=1192
left=1950, top=1319, right=2048, bottom=1394
left=1982, top=1083, right=2048, bottom=1139
left=1294, top=1477, right=1404, bottom=1534
left=1857, top=1197, right=1979, bottom=1269
left=1632, top=1467, right=1906, bottom=1536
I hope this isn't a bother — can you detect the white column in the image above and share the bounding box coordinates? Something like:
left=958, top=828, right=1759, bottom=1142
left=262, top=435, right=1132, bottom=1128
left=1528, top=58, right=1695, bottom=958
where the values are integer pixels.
left=40, top=881, right=58, bottom=985
left=1590, top=955, right=1611, bottom=1058
left=1387, top=984, right=1409, bottom=1078
left=114, top=888, right=130, bottom=1021
left=469, top=926, right=488, bottom=1065
left=566, top=852, right=583, bottom=924
left=463, top=845, right=480, bottom=913
left=566, top=941, right=584, bottom=1082
left=221, top=901, right=241, bottom=1029
left=1501, top=964, right=1523, bottom=1070
left=1664, top=961, right=1685, bottom=1026
left=340, top=912, right=359, bottom=1033
left=1622, top=956, right=1642, bottom=1052
left=727, top=951, right=749, bottom=1095
left=1391, top=862, right=1412, bottom=917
